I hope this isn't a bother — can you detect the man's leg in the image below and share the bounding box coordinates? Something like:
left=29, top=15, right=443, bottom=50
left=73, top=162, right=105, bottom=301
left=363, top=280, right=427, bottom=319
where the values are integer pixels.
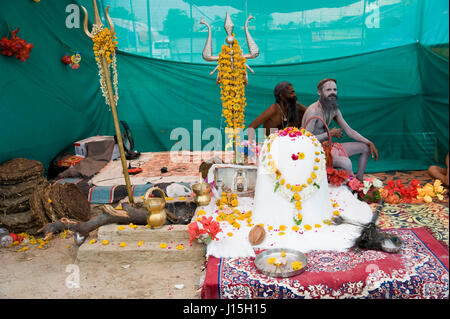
left=332, top=156, right=354, bottom=176
left=342, top=142, right=370, bottom=181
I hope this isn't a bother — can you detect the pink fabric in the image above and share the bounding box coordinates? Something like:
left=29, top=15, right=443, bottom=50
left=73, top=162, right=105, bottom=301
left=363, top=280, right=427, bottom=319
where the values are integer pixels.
left=331, top=142, right=349, bottom=158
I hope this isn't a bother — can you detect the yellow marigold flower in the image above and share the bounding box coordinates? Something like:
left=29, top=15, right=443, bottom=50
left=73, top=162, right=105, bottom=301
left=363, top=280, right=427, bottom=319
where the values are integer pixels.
left=115, top=205, right=122, bottom=210
left=138, top=241, right=144, bottom=247
left=268, top=226, right=273, bottom=230
left=292, top=225, right=300, bottom=231
left=230, top=199, right=239, bottom=207
left=159, top=243, right=167, bottom=249
left=176, top=244, right=184, bottom=250
left=279, top=225, right=286, bottom=231
left=18, top=246, right=29, bottom=252
left=267, top=257, right=276, bottom=265
left=307, top=178, right=313, bottom=184
left=119, top=242, right=127, bottom=247
left=294, top=193, right=301, bottom=201
left=315, top=158, right=320, bottom=162
left=227, top=232, right=233, bottom=237
left=281, top=251, right=287, bottom=257
left=315, top=224, right=322, bottom=228
left=291, top=261, right=303, bottom=271
left=311, top=172, right=317, bottom=179
left=297, top=213, right=303, bottom=220
left=304, top=225, right=312, bottom=230
left=333, top=211, right=340, bottom=216
left=313, top=166, right=319, bottom=170
left=280, top=178, right=285, bottom=185
left=47, top=199, right=52, bottom=203
left=102, top=240, right=109, bottom=245
left=332, top=203, right=339, bottom=207
left=179, top=196, right=186, bottom=200
left=279, top=232, right=286, bottom=236
left=165, top=197, right=174, bottom=201
left=117, top=226, right=125, bottom=231
left=197, top=210, right=206, bottom=216
left=298, top=153, right=305, bottom=159
left=89, top=239, right=96, bottom=244
left=286, top=184, right=291, bottom=190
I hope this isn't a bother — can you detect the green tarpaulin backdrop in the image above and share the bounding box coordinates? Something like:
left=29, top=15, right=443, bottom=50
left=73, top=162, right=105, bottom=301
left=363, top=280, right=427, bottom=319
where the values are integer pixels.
left=0, top=0, right=448, bottom=173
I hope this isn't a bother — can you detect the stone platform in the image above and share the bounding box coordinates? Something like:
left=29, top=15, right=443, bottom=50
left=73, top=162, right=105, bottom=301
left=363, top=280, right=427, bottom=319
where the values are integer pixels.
left=76, top=223, right=205, bottom=264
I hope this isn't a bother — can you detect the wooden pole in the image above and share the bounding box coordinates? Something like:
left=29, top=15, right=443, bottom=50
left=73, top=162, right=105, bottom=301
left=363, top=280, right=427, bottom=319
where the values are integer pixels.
left=100, top=57, right=134, bottom=205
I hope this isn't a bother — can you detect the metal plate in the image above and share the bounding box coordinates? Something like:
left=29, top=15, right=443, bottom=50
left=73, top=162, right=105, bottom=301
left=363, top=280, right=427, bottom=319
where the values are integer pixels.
left=254, top=248, right=308, bottom=278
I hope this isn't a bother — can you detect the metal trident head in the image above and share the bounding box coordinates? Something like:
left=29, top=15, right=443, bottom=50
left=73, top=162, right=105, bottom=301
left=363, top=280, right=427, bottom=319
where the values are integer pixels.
left=224, top=12, right=235, bottom=45
left=81, top=0, right=115, bottom=38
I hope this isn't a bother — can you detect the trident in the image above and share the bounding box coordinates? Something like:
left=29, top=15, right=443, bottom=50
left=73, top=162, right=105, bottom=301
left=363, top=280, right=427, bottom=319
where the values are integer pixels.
left=81, top=0, right=134, bottom=205
left=200, top=13, right=259, bottom=163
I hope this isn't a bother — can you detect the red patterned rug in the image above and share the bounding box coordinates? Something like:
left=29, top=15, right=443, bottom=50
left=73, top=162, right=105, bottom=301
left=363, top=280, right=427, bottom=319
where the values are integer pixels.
left=201, top=228, right=449, bottom=299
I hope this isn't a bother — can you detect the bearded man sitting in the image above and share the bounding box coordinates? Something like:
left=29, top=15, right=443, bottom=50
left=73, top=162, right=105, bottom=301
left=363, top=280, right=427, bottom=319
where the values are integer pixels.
left=302, top=78, right=379, bottom=181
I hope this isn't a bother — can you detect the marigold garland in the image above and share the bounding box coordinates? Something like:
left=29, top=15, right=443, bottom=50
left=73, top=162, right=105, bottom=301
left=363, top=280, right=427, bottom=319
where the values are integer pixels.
left=91, top=24, right=119, bottom=108
left=218, top=35, right=247, bottom=150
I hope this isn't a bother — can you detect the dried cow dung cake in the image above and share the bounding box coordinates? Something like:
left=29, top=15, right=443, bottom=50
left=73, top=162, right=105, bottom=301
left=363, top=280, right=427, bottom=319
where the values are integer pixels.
left=49, top=183, right=70, bottom=220
left=0, top=210, right=42, bottom=235
left=0, top=195, right=31, bottom=215
left=56, top=183, right=91, bottom=221
left=29, top=183, right=50, bottom=227
left=41, top=184, right=59, bottom=222
left=0, top=158, right=44, bottom=185
left=0, top=176, right=47, bottom=199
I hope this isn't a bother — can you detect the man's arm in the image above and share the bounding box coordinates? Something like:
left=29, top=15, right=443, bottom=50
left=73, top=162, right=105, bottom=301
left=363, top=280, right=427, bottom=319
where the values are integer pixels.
left=334, top=110, right=378, bottom=160
left=248, top=104, right=277, bottom=142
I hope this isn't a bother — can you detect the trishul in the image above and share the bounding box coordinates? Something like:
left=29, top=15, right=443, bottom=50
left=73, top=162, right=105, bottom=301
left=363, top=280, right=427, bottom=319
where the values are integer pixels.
left=200, top=12, right=259, bottom=84
left=80, top=0, right=134, bottom=205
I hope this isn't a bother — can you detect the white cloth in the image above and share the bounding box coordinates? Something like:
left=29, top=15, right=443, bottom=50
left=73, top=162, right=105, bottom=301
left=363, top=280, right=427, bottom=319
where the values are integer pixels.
left=201, top=185, right=373, bottom=259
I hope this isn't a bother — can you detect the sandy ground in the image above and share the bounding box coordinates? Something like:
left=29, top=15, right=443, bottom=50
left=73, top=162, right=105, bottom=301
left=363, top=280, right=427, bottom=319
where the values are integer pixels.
left=0, top=231, right=205, bottom=299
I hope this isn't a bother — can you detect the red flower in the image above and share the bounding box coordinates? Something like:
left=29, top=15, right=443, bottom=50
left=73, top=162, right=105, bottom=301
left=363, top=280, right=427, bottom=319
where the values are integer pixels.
left=0, top=28, right=33, bottom=62
left=291, top=153, right=298, bottom=160
left=348, top=177, right=363, bottom=191
left=187, top=221, right=206, bottom=244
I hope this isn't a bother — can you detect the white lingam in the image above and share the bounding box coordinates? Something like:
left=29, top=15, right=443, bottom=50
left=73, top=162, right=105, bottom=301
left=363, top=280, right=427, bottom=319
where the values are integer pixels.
left=204, top=128, right=373, bottom=258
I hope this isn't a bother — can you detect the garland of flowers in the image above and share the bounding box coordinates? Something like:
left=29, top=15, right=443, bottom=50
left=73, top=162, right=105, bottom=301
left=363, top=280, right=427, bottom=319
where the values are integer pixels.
left=260, top=127, right=327, bottom=227
left=218, top=35, right=247, bottom=149
left=91, top=24, right=119, bottom=108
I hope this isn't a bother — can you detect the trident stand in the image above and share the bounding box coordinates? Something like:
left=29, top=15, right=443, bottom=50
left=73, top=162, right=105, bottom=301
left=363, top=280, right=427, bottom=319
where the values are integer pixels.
left=81, top=0, right=134, bottom=205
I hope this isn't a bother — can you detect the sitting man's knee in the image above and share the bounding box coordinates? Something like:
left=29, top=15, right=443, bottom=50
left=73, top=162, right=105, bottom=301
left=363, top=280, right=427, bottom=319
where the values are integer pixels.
left=361, top=143, right=370, bottom=154
left=334, top=156, right=353, bottom=172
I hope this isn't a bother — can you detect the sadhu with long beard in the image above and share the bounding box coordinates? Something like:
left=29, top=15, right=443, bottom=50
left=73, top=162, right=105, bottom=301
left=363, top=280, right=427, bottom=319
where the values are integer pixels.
left=248, top=81, right=307, bottom=137
left=302, top=78, right=379, bottom=182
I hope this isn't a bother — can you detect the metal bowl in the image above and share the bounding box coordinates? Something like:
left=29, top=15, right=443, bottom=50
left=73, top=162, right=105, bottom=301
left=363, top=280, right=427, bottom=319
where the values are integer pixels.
left=254, top=248, right=308, bottom=278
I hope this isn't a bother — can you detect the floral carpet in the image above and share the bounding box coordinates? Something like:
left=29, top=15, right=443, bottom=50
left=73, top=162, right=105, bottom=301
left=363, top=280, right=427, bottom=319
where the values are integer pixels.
left=202, top=227, right=449, bottom=299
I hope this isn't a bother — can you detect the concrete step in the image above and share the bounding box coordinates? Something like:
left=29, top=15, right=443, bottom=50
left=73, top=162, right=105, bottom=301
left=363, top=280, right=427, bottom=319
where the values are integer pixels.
left=76, top=240, right=205, bottom=264
left=97, top=223, right=191, bottom=243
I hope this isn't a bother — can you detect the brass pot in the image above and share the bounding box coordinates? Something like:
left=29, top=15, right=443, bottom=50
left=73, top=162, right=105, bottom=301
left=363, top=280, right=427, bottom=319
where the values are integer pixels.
left=143, top=187, right=167, bottom=228
left=192, top=182, right=211, bottom=206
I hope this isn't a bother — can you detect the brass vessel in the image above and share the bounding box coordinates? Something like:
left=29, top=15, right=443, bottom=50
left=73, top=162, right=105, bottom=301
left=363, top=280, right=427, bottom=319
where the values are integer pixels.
left=192, top=182, right=211, bottom=206
left=143, top=187, right=167, bottom=228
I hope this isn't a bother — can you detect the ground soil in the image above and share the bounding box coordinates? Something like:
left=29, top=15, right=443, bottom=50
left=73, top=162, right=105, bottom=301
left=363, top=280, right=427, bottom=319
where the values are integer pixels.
left=0, top=231, right=205, bottom=299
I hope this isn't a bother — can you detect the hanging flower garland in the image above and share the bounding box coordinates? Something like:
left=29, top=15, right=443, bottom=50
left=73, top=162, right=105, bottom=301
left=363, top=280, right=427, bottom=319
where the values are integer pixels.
left=218, top=35, right=247, bottom=149
left=91, top=24, right=119, bottom=108
left=260, top=127, right=331, bottom=229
